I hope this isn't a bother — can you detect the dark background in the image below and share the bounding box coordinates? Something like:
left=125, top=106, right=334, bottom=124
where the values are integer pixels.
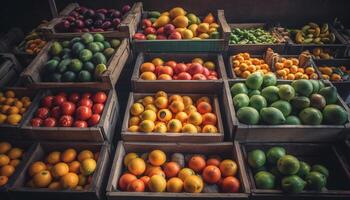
left=1, top=0, right=350, bottom=33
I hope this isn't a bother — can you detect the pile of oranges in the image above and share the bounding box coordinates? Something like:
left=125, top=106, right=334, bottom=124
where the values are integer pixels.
left=0, top=90, right=32, bottom=125
left=274, top=58, right=319, bottom=80
left=118, top=149, right=241, bottom=193
left=232, top=53, right=271, bottom=78
left=128, top=91, right=219, bottom=134
left=25, top=148, right=98, bottom=190
left=0, top=142, right=24, bottom=186
left=318, top=66, right=349, bottom=81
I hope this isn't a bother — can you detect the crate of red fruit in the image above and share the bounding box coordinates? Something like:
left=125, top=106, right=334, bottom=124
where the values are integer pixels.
left=132, top=8, right=228, bottom=52
left=106, top=141, right=249, bottom=200
left=0, top=141, right=37, bottom=200
left=41, top=2, right=142, bottom=39
left=239, top=142, right=350, bottom=199
left=122, top=91, right=224, bottom=143
left=9, top=142, right=110, bottom=200
left=0, top=88, right=41, bottom=139
left=21, top=89, right=118, bottom=142
left=131, top=53, right=226, bottom=93
left=20, top=33, right=129, bottom=90
left=223, top=72, right=350, bottom=142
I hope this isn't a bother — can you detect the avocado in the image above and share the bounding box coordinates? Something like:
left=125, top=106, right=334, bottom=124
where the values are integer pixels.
left=81, top=33, right=94, bottom=44
left=233, top=93, right=250, bottom=110
left=50, top=73, right=62, bottom=82
left=88, top=42, right=101, bottom=53
left=92, top=52, right=107, bottom=65
left=102, top=41, right=111, bottom=49
left=291, top=80, right=313, bottom=97
left=69, top=59, right=83, bottom=73
left=248, top=149, right=266, bottom=169
left=230, top=83, right=248, bottom=97
left=285, top=116, right=301, bottom=125
left=79, top=49, right=93, bottom=62
left=266, top=147, right=286, bottom=165
left=260, top=107, right=286, bottom=125
left=61, top=71, right=76, bottom=82
left=148, top=11, right=161, bottom=18
left=277, top=155, right=300, bottom=175
left=61, top=40, right=70, bottom=48
left=72, top=42, right=85, bottom=55
left=78, top=70, right=92, bottom=82
left=271, top=100, right=292, bottom=117
left=262, top=73, right=277, bottom=87
left=299, top=107, right=323, bottom=125
left=245, top=72, right=263, bottom=90
left=306, top=171, right=327, bottom=191
left=57, top=59, right=71, bottom=73
left=254, top=171, right=275, bottom=189
left=93, top=33, right=105, bottom=42
left=249, top=95, right=267, bottom=112
left=83, top=61, right=95, bottom=73
left=281, top=175, right=306, bottom=193
left=291, top=96, right=310, bottom=110
left=45, top=59, right=59, bottom=72
left=261, top=86, right=280, bottom=104
left=50, top=41, right=62, bottom=56
left=237, top=107, right=260, bottom=125
left=110, top=39, right=121, bottom=48
left=311, top=165, right=329, bottom=178
left=103, top=47, right=115, bottom=59
left=297, top=161, right=311, bottom=179
left=319, top=86, right=338, bottom=104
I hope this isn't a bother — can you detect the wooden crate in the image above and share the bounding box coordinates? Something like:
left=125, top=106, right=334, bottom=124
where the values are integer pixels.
left=9, top=142, right=110, bottom=200
left=131, top=52, right=226, bottom=93
left=239, top=142, right=350, bottom=200
left=313, top=58, right=350, bottom=87
left=41, top=2, right=142, bottom=39
left=132, top=10, right=229, bottom=52
left=20, top=37, right=130, bottom=90
left=0, top=87, right=41, bottom=140
left=121, top=92, right=224, bottom=142
left=21, top=88, right=119, bottom=142
left=224, top=80, right=350, bottom=142
left=0, top=140, right=37, bottom=200
left=223, top=23, right=287, bottom=55
left=106, top=141, right=250, bottom=200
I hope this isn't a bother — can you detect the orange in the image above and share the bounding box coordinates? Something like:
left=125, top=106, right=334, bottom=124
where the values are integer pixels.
left=222, top=176, right=240, bottom=193
left=188, top=156, right=206, bottom=173
left=287, top=74, right=295, bottom=80
left=331, top=73, right=341, bottom=81
left=148, top=150, right=166, bottom=166
left=68, top=161, right=80, bottom=173
left=139, top=120, right=155, bottom=132
left=29, top=161, right=47, bottom=176
left=163, top=162, right=180, bottom=178
left=157, top=109, right=172, bottom=122
left=61, top=148, right=77, bottom=163
left=178, top=168, right=195, bottom=181
left=203, top=165, right=221, bottom=184
left=14, top=101, right=23, bottom=109
left=167, top=119, right=182, bottom=133
left=46, top=151, right=61, bottom=164
left=145, top=104, right=158, bottom=113
left=310, top=73, right=318, bottom=80
left=0, top=175, right=8, bottom=186
left=241, top=70, right=251, bottom=78
left=140, top=176, right=150, bottom=186
left=4, top=98, right=15, bottom=106
left=202, top=113, right=217, bottom=126
left=183, top=175, right=203, bottom=193
left=140, top=72, right=156, bottom=80
left=182, top=96, right=193, bottom=107
left=187, top=112, right=203, bottom=126
left=290, top=65, right=298, bottom=74
left=297, top=68, right=305, bottom=73
left=127, top=179, right=145, bottom=192
left=51, top=162, right=69, bottom=178
left=291, top=58, right=299, bottom=65
left=182, top=124, right=198, bottom=133
left=166, top=177, right=183, bottom=193
left=301, top=74, right=309, bottom=79
left=140, top=62, right=155, bottom=73
left=152, top=58, right=164, bottom=66
left=305, top=67, right=315, bottom=75
left=283, top=59, right=293, bottom=67
left=154, top=97, right=168, bottom=109
left=155, top=91, right=168, bottom=99
left=33, top=170, right=52, bottom=188
left=10, top=159, right=20, bottom=167
left=169, top=100, right=185, bottom=113
left=207, top=156, right=222, bottom=167
left=219, top=159, right=238, bottom=177
left=239, top=63, right=248, bottom=71
left=145, top=164, right=161, bottom=176
left=123, top=153, right=138, bottom=167
left=234, top=67, right=242, bottom=76
left=128, top=125, right=139, bottom=132
left=275, top=62, right=284, bottom=70
left=119, top=173, right=137, bottom=191
left=232, top=60, right=240, bottom=67
left=7, top=106, right=19, bottom=115
left=148, top=175, right=166, bottom=192
left=48, top=181, right=61, bottom=190
left=172, top=112, right=187, bottom=124
left=5, top=91, right=15, bottom=98
left=196, top=97, right=210, bottom=105
left=0, top=165, right=15, bottom=176
left=8, top=147, right=23, bottom=160
left=78, top=150, right=94, bottom=162
left=130, top=103, right=144, bottom=116
left=142, top=96, right=154, bottom=106
left=169, top=95, right=183, bottom=103
left=80, top=158, right=96, bottom=176
left=60, top=172, right=79, bottom=189
left=1, top=105, right=10, bottom=114
left=0, top=142, right=11, bottom=154
left=128, top=158, right=146, bottom=176
left=196, top=102, right=212, bottom=114
left=184, top=105, right=197, bottom=115
left=147, top=168, right=165, bottom=178
left=155, top=122, right=167, bottom=133
left=140, top=110, right=157, bottom=122
left=0, top=154, right=10, bottom=166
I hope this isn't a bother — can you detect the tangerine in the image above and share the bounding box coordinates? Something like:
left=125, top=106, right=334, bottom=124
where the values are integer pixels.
left=188, top=156, right=206, bottom=173
left=46, top=151, right=61, bottom=164
left=119, top=173, right=137, bottom=191
left=163, top=162, right=180, bottom=178
left=148, top=150, right=166, bottom=166
left=61, top=172, right=79, bottom=189
left=61, top=148, right=77, bottom=163
left=202, top=165, right=221, bottom=184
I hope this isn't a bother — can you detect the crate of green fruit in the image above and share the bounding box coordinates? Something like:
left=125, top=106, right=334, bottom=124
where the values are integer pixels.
left=239, top=142, right=350, bottom=199
left=223, top=72, right=350, bottom=142
left=20, top=33, right=130, bottom=90
left=40, top=2, right=142, bottom=39
left=132, top=8, right=229, bottom=52
left=106, top=141, right=250, bottom=200
left=131, top=52, right=226, bottom=93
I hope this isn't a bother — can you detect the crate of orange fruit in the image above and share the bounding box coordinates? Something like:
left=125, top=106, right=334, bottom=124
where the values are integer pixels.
left=9, top=141, right=110, bottom=200
left=0, top=88, right=41, bottom=139
left=314, top=58, right=350, bottom=83
left=122, top=90, right=224, bottom=143
left=131, top=53, right=226, bottom=93
left=106, top=141, right=250, bottom=200
left=132, top=8, right=229, bottom=52
left=0, top=140, right=37, bottom=199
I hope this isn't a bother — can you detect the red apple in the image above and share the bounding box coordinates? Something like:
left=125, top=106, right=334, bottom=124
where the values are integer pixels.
left=164, top=24, right=175, bottom=35
left=209, top=71, right=218, bottom=77
left=168, top=31, right=182, bottom=40
left=133, top=33, right=146, bottom=40
left=193, top=73, right=207, bottom=80
left=177, top=72, right=192, bottom=80
left=157, top=27, right=165, bottom=35
left=202, top=67, right=210, bottom=77
left=158, top=74, right=173, bottom=80
left=188, top=63, right=204, bottom=75
left=158, top=66, right=173, bottom=76
left=144, top=27, right=156, bottom=35
left=142, top=19, right=152, bottom=29
left=174, top=63, right=188, bottom=74
left=208, top=75, right=218, bottom=80
left=156, top=34, right=167, bottom=40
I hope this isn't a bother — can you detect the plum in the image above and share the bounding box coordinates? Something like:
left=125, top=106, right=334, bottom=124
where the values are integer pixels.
left=84, top=9, right=95, bottom=18
left=72, top=28, right=82, bottom=33
left=75, top=19, right=85, bottom=28
left=91, top=28, right=104, bottom=32
left=66, top=16, right=76, bottom=22
left=102, top=21, right=111, bottom=29
left=55, top=20, right=70, bottom=32
left=84, top=19, right=94, bottom=27
left=96, top=8, right=108, bottom=14
left=69, top=11, right=79, bottom=18
left=122, top=5, right=131, bottom=14
left=94, top=20, right=103, bottom=28
left=164, top=24, right=175, bottom=35
left=112, top=18, right=121, bottom=26
left=82, top=28, right=90, bottom=32
left=112, top=10, right=122, bottom=18
left=95, top=12, right=105, bottom=21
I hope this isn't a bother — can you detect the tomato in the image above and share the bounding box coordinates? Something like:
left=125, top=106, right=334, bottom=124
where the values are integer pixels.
left=82, top=92, right=92, bottom=99
left=57, top=92, right=67, bottom=97
left=78, top=99, right=93, bottom=108
left=53, top=95, right=67, bottom=106
left=92, top=92, right=107, bottom=104
left=68, top=93, right=80, bottom=103
left=76, top=106, right=92, bottom=121
left=41, top=96, right=54, bottom=108
left=36, top=108, right=50, bottom=119
left=88, top=114, right=100, bottom=126
left=61, top=102, right=76, bottom=115
left=59, top=115, right=74, bottom=127
left=92, top=103, right=104, bottom=114
left=50, top=106, right=61, bottom=119
left=44, top=117, right=57, bottom=127
left=31, top=118, right=43, bottom=127
left=73, top=120, right=88, bottom=128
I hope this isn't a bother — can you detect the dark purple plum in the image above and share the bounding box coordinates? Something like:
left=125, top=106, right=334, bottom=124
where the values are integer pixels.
left=112, top=18, right=121, bottom=26
left=84, top=19, right=94, bottom=27
left=95, top=12, right=105, bottom=21
left=102, top=21, right=112, bottom=29
left=75, top=19, right=85, bottom=28
left=122, top=5, right=131, bottom=14
left=94, top=20, right=103, bottom=28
